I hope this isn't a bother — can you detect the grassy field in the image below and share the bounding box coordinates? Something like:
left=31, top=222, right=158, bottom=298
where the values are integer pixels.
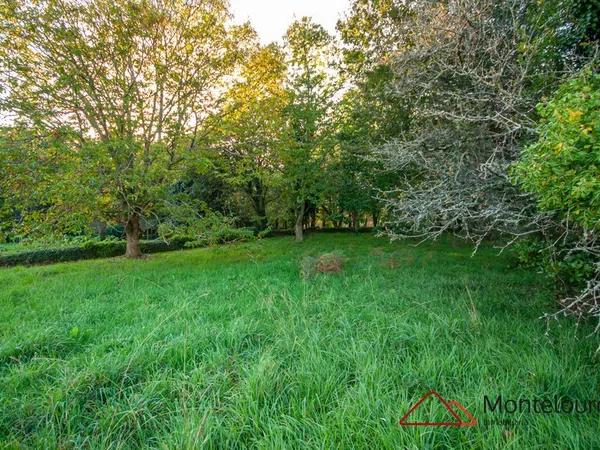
left=1, top=233, right=598, bottom=449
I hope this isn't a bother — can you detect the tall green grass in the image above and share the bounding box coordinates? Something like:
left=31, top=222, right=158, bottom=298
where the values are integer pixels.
left=0, top=234, right=598, bottom=449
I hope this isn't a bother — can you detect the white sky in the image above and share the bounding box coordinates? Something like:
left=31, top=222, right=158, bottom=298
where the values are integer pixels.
left=229, top=0, right=351, bottom=44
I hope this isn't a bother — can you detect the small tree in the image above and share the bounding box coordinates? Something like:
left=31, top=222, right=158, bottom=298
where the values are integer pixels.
left=0, top=0, right=250, bottom=256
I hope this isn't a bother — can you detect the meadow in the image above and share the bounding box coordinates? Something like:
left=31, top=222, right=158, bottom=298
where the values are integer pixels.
left=1, top=233, right=598, bottom=449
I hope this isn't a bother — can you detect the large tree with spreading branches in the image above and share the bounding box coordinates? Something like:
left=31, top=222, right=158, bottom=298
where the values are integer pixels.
left=0, top=0, right=251, bottom=256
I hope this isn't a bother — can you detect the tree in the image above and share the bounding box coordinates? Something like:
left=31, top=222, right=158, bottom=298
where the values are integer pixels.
left=208, top=44, right=291, bottom=230
left=330, top=0, right=410, bottom=229
left=283, top=17, right=336, bottom=241
left=0, top=0, right=250, bottom=256
left=337, top=0, right=409, bottom=79
left=371, top=0, right=585, bottom=245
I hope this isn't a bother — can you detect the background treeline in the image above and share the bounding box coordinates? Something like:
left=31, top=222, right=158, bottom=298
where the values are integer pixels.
left=0, top=2, right=395, bottom=252
left=0, top=0, right=599, bottom=322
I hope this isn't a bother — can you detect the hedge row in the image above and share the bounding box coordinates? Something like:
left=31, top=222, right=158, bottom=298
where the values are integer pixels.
left=0, top=237, right=192, bottom=267
left=0, top=228, right=369, bottom=267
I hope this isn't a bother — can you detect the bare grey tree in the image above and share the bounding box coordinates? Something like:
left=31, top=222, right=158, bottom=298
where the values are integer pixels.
left=376, top=0, right=599, bottom=330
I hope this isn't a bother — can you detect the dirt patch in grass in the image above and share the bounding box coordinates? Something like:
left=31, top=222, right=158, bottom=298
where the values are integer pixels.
left=378, top=253, right=415, bottom=269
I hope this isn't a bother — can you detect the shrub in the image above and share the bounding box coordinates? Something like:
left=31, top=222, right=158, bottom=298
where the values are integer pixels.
left=512, top=68, right=599, bottom=303
left=184, top=227, right=255, bottom=248
left=0, top=228, right=261, bottom=267
left=257, top=226, right=273, bottom=240
left=158, top=208, right=256, bottom=248
left=512, top=69, right=600, bottom=229
left=513, top=236, right=596, bottom=294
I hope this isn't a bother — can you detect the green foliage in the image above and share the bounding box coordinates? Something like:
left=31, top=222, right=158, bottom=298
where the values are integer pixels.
left=183, top=228, right=255, bottom=249
left=0, top=196, right=15, bottom=243
left=0, top=0, right=252, bottom=253
left=514, top=236, right=596, bottom=292
left=330, top=1, right=411, bottom=228
left=176, top=161, right=238, bottom=218
left=157, top=206, right=255, bottom=248
left=0, top=225, right=258, bottom=266
left=337, top=0, right=409, bottom=78
left=0, top=238, right=190, bottom=267
left=327, top=84, right=407, bottom=226
left=206, top=44, right=291, bottom=229
left=0, top=127, right=94, bottom=238
left=513, top=69, right=600, bottom=229
left=256, top=226, right=273, bottom=239
left=573, top=0, right=600, bottom=46
left=283, top=18, right=337, bottom=236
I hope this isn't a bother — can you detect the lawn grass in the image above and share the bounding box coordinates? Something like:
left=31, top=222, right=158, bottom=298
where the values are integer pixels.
left=1, top=233, right=598, bottom=449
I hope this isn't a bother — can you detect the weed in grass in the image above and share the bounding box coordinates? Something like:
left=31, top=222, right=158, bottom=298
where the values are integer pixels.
left=300, top=251, right=345, bottom=278
left=384, top=257, right=399, bottom=269
left=314, top=252, right=344, bottom=274
left=369, top=247, right=385, bottom=257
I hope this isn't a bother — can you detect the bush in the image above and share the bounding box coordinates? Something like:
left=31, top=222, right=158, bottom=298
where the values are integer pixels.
left=0, top=208, right=260, bottom=266
left=257, top=226, right=273, bottom=240
left=158, top=208, right=256, bottom=248
left=513, top=235, right=595, bottom=294
left=184, top=227, right=255, bottom=248
left=0, top=228, right=261, bottom=267
left=512, top=68, right=599, bottom=304
left=513, top=69, right=600, bottom=229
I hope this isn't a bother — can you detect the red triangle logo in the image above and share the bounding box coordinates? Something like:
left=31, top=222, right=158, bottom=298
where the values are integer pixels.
left=399, top=390, right=477, bottom=427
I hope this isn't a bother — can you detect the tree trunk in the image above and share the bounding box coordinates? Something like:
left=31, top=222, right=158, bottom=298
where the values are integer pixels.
left=251, top=191, right=267, bottom=230
left=125, top=214, right=143, bottom=258
left=320, top=207, right=329, bottom=229
left=351, top=211, right=359, bottom=232
left=257, top=202, right=267, bottom=230
left=247, top=178, right=267, bottom=230
left=295, top=201, right=305, bottom=242
left=372, top=212, right=379, bottom=228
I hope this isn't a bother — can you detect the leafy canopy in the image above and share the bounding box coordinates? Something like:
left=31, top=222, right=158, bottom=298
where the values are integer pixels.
left=0, top=0, right=250, bottom=236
